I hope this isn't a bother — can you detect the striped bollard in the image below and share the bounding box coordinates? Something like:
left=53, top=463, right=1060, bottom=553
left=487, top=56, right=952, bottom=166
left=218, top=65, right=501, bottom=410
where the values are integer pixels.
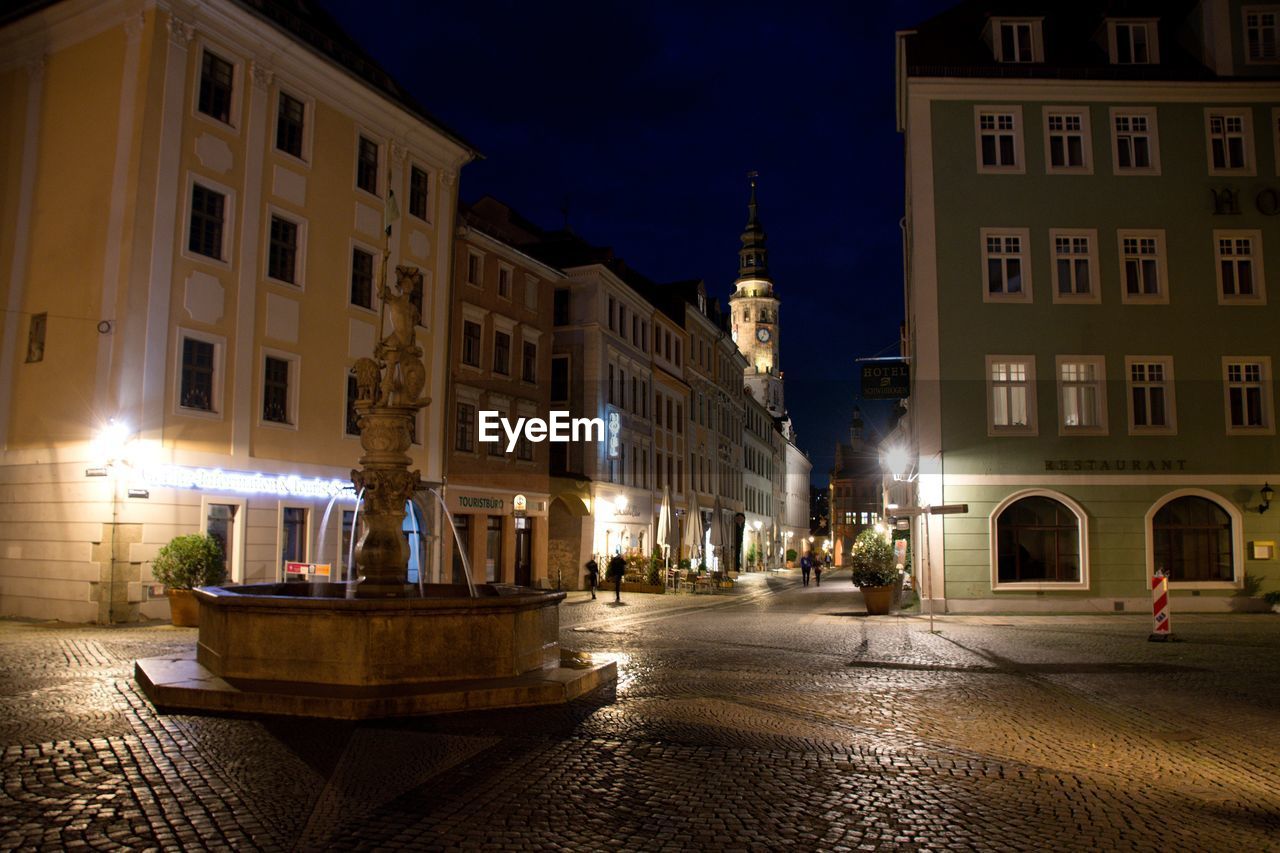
left=1148, top=571, right=1173, bottom=642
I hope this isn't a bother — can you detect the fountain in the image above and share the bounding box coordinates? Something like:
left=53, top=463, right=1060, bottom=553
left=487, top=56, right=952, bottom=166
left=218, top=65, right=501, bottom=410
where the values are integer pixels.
left=135, top=266, right=614, bottom=719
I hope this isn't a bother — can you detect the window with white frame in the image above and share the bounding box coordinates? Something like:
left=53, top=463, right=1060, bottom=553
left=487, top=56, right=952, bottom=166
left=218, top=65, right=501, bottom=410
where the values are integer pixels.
left=275, top=90, right=306, bottom=159
left=1050, top=229, right=1097, bottom=301
left=455, top=401, right=476, bottom=452
left=350, top=246, right=374, bottom=309
left=993, top=19, right=1041, bottom=62
left=981, top=229, right=1030, bottom=300
left=1245, top=7, right=1279, bottom=62
left=356, top=134, right=380, bottom=196
left=261, top=352, right=296, bottom=426
left=1112, top=109, right=1159, bottom=173
left=1126, top=357, right=1175, bottom=433
left=987, top=356, right=1036, bottom=434
left=976, top=108, right=1023, bottom=172
left=1118, top=230, right=1167, bottom=303
left=267, top=213, right=302, bottom=285
left=1109, top=20, right=1158, bottom=64
left=1057, top=356, right=1106, bottom=434
left=1223, top=357, right=1273, bottom=432
left=1045, top=109, right=1090, bottom=172
left=188, top=183, right=227, bottom=261
left=1206, top=110, right=1254, bottom=173
left=408, top=165, right=430, bottom=221
left=178, top=330, right=223, bottom=416
left=1215, top=231, right=1265, bottom=302
left=994, top=493, right=1085, bottom=586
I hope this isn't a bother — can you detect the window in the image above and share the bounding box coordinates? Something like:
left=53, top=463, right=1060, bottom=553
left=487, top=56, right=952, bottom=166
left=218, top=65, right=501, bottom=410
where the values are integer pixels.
left=461, top=321, right=481, bottom=368
left=1111, top=109, right=1159, bottom=173
left=188, top=184, right=226, bottom=260
left=351, top=247, right=374, bottom=309
left=975, top=108, right=1023, bottom=172
left=981, top=229, right=1031, bottom=301
left=1057, top=357, right=1106, bottom=434
left=1206, top=110, right=1254, bottom=174
left=993, top=19, right=1041, bottom=63
left=275, top=91, right=305, bottom=158
left=994, top=495, right=1083, bottom=585
left=280, top=507, right=307, bottom=576
left=180, top=336, right=216, bottom=412
left=493, top=331, right=511, bottom=375
left=1152, top=496, right=1235, bottom=583
left=1215, top=231, right=1265, bottom=302
left=466, top=252, right=482, bottom=287
left=1126, top=357, right=1175, bottom=434
left=553, top=289, right=569, bottom=325
left=356, top=135, right=379, bottom=195
left=521, top=341, right=537, bottom=383
left=1109, top=21, right=1157, bottom=64
left=1044, top=109, right=1091, bottom=173
left=1224, top=357, right=1273, bottom=433
left=198, top=49, right=234, bottom=124
left=488, top=409, right=505, bottom=457
left=455, top=402, right=475, bottom=452
left=345, top=374, right=361, bottom=436
left=409, top=166, right=429, bottom=220
left=262, top=355, right=291, bottom=424
left=1118, top=231, right=1167, bottom=303
left=517, top=434, right=533, bottom=461
left=987, top=356, right=1036, bottom=435
left=497, top=265, right=512, bottom=299
left=1050, top=230, right=1097, bottom=302
left=1245, top=8, right=1279, bottom=62
left=267, top=215, right=299, bottom=284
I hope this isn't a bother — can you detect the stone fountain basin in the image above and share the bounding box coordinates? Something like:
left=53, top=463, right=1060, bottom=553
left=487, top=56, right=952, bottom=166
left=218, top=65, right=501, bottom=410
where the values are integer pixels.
left=193, top=582, right=563, bottom=687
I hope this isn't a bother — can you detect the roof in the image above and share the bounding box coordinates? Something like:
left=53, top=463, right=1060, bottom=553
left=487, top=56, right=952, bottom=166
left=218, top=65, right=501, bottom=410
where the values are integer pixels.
left=902, top=0, right=1233, bottom=82
left=2, top=0, right=481, bottom=156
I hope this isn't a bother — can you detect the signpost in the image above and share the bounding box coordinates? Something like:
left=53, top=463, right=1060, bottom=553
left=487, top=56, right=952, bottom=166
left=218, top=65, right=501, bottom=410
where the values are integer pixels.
left=885, top=504, right=969, bottom=634
left=1149, top=571, right=1172, bottom=642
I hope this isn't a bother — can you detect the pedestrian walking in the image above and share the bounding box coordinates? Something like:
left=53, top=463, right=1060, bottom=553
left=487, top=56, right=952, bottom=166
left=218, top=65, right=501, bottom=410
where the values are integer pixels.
left=800, top=552, right=812, bottom=587
left=585, top=558, right=599, bottom=600
left=607, top=552, right=626, bottom=602
left=814, top=558, right=823, bottom=587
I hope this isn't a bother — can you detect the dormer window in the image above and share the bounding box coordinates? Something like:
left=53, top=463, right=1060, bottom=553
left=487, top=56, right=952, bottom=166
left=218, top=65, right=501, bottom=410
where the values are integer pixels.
left=1109, top=19, right=1159, bottom=64
left=992, top=18, right=1043, bottom=63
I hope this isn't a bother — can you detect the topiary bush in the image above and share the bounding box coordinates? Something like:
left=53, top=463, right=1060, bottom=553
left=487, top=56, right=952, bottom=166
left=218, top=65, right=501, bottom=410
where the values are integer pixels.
left=151, top=533, right=226, bottom=590
left=849, top=528, right=898, bottom=589
left=786, top=548, right=797, bottom=562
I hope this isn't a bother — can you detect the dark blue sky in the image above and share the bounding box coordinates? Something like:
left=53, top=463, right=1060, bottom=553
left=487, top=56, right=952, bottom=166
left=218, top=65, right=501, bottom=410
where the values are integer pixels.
left=319, top=0, right=954, bottom=484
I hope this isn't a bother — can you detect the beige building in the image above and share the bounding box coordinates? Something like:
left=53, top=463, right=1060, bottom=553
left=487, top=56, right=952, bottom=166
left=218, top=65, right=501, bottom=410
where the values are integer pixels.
left=0, top=0, right=472, bottom=621
left=442, top=199, right=562, bottom=587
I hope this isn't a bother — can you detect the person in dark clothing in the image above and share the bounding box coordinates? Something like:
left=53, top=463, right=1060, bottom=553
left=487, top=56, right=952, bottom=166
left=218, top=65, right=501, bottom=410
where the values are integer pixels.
left=607, top=553, right=626, bottom=602
left=585, top=559, right=599, bottom=599
left=799, top=552, right=812, bottom=587
left=814, top=557, right=823, bottom=587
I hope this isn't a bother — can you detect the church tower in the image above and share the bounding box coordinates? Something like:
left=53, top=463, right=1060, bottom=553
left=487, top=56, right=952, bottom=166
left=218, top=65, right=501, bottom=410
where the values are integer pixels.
left=729, top=173, right=784, bottom=417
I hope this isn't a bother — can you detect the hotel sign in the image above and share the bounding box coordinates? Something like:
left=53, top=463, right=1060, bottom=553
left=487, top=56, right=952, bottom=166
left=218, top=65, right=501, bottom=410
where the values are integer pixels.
left=860, top=361, right=909, bottom=399
left=606, top=407, right=621, bottom=459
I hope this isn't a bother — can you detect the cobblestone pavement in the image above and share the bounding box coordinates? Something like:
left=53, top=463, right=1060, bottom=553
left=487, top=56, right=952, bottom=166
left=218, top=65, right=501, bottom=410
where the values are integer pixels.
left=2, top=570, right=1279, bottom=851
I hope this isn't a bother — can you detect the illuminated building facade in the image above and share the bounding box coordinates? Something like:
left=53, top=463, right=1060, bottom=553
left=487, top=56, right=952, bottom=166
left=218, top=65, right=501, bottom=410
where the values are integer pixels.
left=0, top=0, right=472, bottom=621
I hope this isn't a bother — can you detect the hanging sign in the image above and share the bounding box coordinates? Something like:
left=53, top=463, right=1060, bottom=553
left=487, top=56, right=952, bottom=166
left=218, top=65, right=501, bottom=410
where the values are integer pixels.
left=513, top=494, right=527, bottom=518
left=860, top=361, right=910, bottom=399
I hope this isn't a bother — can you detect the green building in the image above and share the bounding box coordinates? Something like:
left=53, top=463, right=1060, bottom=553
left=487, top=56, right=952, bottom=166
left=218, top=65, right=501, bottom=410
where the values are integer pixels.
left=894, top=0, right=1280, bottom=612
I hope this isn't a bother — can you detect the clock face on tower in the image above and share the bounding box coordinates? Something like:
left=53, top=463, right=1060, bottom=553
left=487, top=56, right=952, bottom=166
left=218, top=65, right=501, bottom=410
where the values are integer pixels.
left=756, top=326, right=771, bottom=343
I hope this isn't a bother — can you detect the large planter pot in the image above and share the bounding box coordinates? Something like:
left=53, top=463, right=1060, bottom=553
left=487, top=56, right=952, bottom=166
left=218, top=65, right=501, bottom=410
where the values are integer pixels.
left=860, top=584, right=896, bottom=616
left=167, top=589, right=199, bottom=627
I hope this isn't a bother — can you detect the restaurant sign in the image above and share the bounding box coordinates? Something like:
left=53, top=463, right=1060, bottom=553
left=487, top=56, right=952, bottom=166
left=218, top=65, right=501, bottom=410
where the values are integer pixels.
left=1043, top=458, right=1188, bottom=472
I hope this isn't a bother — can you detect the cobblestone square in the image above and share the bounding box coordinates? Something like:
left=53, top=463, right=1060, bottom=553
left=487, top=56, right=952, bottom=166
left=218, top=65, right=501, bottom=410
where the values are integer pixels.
left=2, top=571, right=1278, bottom=851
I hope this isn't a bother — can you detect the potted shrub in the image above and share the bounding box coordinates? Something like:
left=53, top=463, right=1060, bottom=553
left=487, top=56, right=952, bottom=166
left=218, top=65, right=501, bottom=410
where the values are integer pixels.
left=785, top=548, right=797, bottom=569
left=647, top=547, right=664, bottom=587
left=150, top=533, right=226, bottom=627
left=850, top=528, right=899, bottom=615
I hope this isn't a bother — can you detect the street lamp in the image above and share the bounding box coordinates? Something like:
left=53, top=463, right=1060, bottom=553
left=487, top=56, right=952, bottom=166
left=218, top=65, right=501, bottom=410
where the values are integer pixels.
left=752, top=519, right=762, bottom=571
left=93, top=420, right=134, bottom=624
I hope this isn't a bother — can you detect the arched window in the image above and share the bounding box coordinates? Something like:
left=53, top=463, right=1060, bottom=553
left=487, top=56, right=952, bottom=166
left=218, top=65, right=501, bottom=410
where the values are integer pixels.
left=995, top=495, right=1081, bottom=583
left=1152, top=496, right=1233, bottom=582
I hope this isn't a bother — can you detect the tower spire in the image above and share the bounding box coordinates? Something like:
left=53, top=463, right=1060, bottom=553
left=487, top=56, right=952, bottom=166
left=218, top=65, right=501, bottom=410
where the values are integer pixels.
left=738, top=171, right=769, bottom=281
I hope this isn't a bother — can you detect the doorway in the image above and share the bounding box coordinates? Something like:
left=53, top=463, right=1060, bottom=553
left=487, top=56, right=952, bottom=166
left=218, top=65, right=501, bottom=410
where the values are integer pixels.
left=514, top=517, right=532, bottom=586
left=204, top=502, right=241, bottom=582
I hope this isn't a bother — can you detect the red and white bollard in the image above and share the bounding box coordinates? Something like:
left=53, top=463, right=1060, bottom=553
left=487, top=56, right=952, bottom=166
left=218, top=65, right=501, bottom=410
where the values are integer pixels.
left=1149, top=571, right=1173, bottom=642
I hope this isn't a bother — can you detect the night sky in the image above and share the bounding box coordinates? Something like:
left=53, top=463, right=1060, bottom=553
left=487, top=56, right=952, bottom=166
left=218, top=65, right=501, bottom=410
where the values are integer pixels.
left=319, top=0, right=955, bottom=484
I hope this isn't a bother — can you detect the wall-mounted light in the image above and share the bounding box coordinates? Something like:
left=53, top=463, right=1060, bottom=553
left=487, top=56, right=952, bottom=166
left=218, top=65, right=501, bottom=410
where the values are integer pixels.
left=1260, top=483, right=1274, bottom=514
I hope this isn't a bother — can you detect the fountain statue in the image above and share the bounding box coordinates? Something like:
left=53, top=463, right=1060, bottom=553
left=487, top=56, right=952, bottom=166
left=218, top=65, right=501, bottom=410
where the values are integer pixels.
left=133, top=263, right=615, bottom=719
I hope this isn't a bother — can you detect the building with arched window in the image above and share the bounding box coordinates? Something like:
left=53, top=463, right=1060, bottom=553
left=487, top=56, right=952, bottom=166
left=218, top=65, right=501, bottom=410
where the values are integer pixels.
left=893, top=1, right=1280, bottom=612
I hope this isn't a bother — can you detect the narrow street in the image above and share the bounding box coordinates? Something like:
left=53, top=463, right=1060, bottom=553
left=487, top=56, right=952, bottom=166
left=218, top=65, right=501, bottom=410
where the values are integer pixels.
left=2, top=573, right=1279, bottom=851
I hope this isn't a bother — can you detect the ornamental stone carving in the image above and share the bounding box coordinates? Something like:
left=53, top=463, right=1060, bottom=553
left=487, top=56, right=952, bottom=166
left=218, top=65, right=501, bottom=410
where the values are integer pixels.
left=166, top=14, right=194, bottom=47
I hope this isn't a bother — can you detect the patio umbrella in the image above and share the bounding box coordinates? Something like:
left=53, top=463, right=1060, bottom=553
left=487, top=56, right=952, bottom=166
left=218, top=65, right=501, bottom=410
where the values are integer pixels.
left=657, top=485, right=673, bottom=567
left=709, top=496, right=724, bottom=571
left=684, top=492, right=702, bottom=563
